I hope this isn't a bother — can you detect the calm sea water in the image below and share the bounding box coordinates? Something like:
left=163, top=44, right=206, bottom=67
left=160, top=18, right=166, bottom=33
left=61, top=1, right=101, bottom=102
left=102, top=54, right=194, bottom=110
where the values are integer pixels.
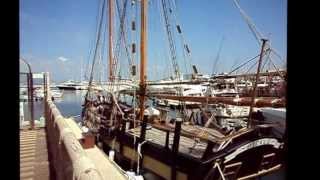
left=21, top=90, right=285, bottom=180
left=22, top=90, right=85, bottom=122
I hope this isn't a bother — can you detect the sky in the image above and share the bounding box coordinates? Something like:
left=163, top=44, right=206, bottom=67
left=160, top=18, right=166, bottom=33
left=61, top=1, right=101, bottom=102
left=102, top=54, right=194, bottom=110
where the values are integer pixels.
left=20, top=0, right=287, bottom=82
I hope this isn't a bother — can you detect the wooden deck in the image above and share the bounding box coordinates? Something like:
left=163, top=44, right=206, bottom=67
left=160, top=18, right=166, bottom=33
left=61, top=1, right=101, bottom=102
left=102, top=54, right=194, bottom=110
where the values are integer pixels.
left=20, top=128, right=52, bottom=180
left=128, top=126, right=210, bottom=158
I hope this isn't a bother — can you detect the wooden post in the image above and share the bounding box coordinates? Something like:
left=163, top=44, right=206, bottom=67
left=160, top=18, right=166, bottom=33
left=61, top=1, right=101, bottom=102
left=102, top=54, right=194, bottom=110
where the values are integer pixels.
left=248, top=39, right=268, bottom=128
left=119, top=119, right=126, bottom=155
left=44, top=72, right=48, bottom=127
left=140, top=115, right=148, bottom=142
left=137, top=115, right=148, bottom=174
left=171, top=118, right=182, bottom=180
left=202, top=141, right=215, bottom=160
left=27, top=73, right=35, bottom=129
left=165, top=130, right=170, bottom=149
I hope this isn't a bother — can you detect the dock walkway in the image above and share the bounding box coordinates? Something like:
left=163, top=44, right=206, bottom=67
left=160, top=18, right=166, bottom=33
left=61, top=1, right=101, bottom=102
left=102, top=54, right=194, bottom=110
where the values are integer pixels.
left=20, top=127, right=52, bottom=180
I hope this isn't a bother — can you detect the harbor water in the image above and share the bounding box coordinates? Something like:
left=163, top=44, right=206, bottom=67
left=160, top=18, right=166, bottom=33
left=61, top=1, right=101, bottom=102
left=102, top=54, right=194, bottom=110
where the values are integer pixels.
left=21, top=90, right=285, bottom=180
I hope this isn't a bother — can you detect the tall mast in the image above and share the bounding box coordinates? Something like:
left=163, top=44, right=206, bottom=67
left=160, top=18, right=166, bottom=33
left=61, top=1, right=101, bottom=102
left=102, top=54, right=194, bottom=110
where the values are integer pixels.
left=248, top=38, right=268, bottom=128
left=108, top=0, right=114, bottom=81
left=139, top=0, right=147, bottom=121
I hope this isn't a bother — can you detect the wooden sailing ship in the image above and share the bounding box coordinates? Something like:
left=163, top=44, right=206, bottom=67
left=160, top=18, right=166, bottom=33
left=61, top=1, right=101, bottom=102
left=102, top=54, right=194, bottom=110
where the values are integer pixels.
left=81, top=0, right=286, bottom=179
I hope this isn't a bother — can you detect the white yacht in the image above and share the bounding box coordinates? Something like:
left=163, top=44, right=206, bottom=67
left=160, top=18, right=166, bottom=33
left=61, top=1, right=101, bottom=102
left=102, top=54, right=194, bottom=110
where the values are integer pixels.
left=34, top=88, right=63, bottom=100
left=205, top=78, right=239, bottom=97
left=56, top=80, right=88, bottom=90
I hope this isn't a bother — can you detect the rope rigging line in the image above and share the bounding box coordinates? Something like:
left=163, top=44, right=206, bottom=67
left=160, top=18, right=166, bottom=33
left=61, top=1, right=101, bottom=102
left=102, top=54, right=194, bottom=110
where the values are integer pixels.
left=167, top=0, right=188, bottom=74
left=129, top=0, right=138, bottom=81
left=82, top=0, right=107, bottom=131
left=159, top=0, right=189, bottom=117
left=228, top=48, right=270, bottom=75
left=232, top=0, right=264, bottom=46
left=160, top=0, right=181, bottom=79
left=116, top=0, right=132, bottom=82
left=212, top=36, right=225, bottom=75
left=168, top=1, right=192, bottom=116
left=260, top=58, right=269, bottom=74
left=260, top=49, right=272, bottom=73
left=263, top=42, right=286, bottom=78
left=229, top=57, right=241, bottom=73
left=268, top=56, right=286, bottom=79
left=156, top=0, right=173, bottom=79
left=270, top=48, right=286, bottom=64
left=103, top=0, right=129, bottom=95
left=116, top=0, right=133, bottom=78
left=84, top=0, right=105, bottom=81
left=97, top=11, right=108, bottom=85
left=87, top=0, right=106, bottom=90
left=112, top=0, right=124, bottom=82
left=169, top=1, right=193, bottom=118
left=244, top=57, right=259, bottom=75
left=171, top=0, right=193, bottom=74
left=106, top=0, right=139, bottom=131
left=232, top=0, right=286, bottom=74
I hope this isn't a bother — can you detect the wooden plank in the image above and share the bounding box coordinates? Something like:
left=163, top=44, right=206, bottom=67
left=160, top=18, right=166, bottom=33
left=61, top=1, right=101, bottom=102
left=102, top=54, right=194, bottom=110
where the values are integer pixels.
left=20, top=146, right=36, bottom=151
left=20, top=171, right=34, bottom=178
left=20, top=149, right=36, bottom=154
left=20, top=153, right=36, bottom=158
left=21, top=178, right=33, bottom=180
left=127, top=127, right=207, bottom=158
left=20, top=162, right=35, bottom=168
left=20, top=138, right=37, bottom=142
left=20, top=166, right=34, bottom=172
left=20, top=135, right=37, bottom=138
left=237, top=164, right=281, bottom=180
left=20, top=142, right=37, bottom=146
left=20, top=157, right=35, bottom=163
left=20, top=139, right=37, bottom=143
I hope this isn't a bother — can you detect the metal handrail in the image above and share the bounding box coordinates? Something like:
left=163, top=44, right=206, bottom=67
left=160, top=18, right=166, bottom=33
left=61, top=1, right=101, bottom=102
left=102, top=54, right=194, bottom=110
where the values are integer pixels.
left=20, top=58, right=34, bottom=129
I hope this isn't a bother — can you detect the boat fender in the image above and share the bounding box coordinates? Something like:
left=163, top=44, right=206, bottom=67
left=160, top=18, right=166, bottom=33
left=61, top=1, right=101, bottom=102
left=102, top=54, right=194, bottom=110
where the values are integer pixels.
left=81, top=126, right=89, bottom=133
left=108, top=150, right=115, bottom=161
left=126, top=171, right=144, bottom=180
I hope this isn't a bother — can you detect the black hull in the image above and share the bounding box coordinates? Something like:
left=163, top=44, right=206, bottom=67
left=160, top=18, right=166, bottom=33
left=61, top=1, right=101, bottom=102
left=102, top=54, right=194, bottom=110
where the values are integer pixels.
left=83, top=94, right=284, bottom=180
left=99, top=126, right=284, bottom=180
left=57, top=86, right=78, bottom=90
